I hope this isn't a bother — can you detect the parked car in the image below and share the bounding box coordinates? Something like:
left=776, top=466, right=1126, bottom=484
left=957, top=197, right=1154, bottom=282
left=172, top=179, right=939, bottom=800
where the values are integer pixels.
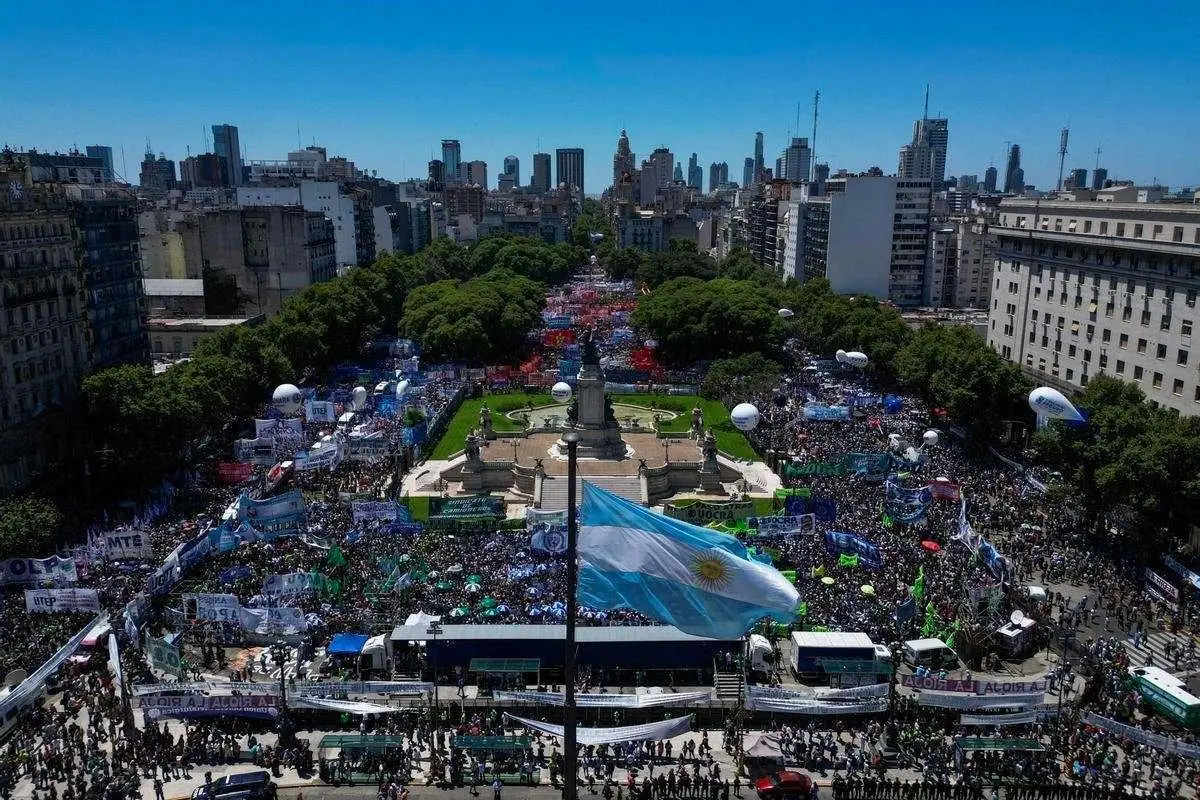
left=191, top=771, right=276, bottom=800
left=755, top=770, right=813, bottom=800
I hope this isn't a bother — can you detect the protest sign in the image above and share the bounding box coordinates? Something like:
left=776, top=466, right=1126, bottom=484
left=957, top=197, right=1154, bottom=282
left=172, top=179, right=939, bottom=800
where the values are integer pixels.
left=25, top=588, right=101, bottom=614
left=103, top=531, right=153, bottom=561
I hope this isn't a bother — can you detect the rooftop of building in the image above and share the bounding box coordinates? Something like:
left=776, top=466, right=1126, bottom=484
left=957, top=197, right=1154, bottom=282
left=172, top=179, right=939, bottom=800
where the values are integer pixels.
left=143, top=278, right=204, bottom=296
left=998, top=197, right=1200, bottom=215
left=146, top=315, right=262, bottom=329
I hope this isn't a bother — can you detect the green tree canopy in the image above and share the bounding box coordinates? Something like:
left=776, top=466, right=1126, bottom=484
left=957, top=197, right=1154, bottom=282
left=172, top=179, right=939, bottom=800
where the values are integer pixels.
left=701, top=353, right=783, bottom=400
left=0, top=495, right=63, bottom=559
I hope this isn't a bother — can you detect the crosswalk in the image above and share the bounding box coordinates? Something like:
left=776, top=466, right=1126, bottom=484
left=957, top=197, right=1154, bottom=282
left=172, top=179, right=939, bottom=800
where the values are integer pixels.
left=1121, top=630, right=1197, bottom=674
left=253, top=645, right=321, bottom=682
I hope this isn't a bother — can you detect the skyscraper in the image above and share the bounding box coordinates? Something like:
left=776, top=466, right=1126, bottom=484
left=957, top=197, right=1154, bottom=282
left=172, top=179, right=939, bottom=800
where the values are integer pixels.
left=556, top=148, right=585, bottom=194
left=612, top=130, right=634, bottom=188
left=708, top=162, right=728, bottom=191
left=1067, top=168, right=1089, bottom=191
left=441, top=139, right=462, bottom=186
left=983, top=166, right=998, bottom=193
left=1091, top=168, right=1108, bottom=191
left=779, top=137, right=812, bottom=183
left=673, top=162, right=683, bottom=183
left=464, top=160, right=488, bottom=188
left=897, top=118, right=949, bottom=187
left=1003, top=145, right=1023, bottom=194
left=753, top=132, right=765, bottom=184
left=743, top=158, right=754, bottom=189
left=687, top=154, right=703, bottom=191
left=640, top=148, right=674, bottom=205
left=212, top=124, right=244, bottom=186
left=427, top=159, right=445, bottom=190
left=85, top=145, right=114, bottom=180
left=503, top=155, right=520, bottom=186
left=532, top=152, right=551, bottom=193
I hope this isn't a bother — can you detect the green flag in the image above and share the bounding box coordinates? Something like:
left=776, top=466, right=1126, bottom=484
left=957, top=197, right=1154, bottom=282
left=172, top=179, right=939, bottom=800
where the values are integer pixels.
left=911, top=565, right=925, bottom=605
left=882, top=512, right=894, bottom=527
left=797, top=601, right=808, bottom=617
left=838, top=553, right=859, bottom=568
left=327, top=546, right=347, bottom=568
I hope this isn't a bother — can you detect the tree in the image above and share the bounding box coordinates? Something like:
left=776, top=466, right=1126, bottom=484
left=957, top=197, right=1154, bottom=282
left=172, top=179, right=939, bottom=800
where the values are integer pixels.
left=632, top=277, right=784, bottom=364
left=701, top=353, right=782, bottom=400
left=636, top=247, right=718, bottom=287
left=0, top=495, right=63, bottom=558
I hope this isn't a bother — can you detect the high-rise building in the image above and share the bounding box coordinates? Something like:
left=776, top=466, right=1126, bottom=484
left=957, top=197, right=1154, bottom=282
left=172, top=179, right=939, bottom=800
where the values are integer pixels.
left=782, top=176, right=932, bottom=306
left=753, top=132, right=765, bottom=185
left=1092, top=168, right=1109, bottom=191
left=441, top=139, right=462, bottom=186
left=85, top=145, right=115, bottom=180
left=958, top=175, right=980, bottom=192
left=1003, top=145, right=1023, bottom=194
left=503, top=155, right=520, bottom=187
left=742, top=158, right=754, bottom=189
left=672, top=162, right=683, bottom=183
left=897, top=118, right=949, bottom=187
left=986, top=198, right=1200, bottom=415
left=179, top=153, right=229, bottom=189
left=1066, top=168, right=1089, bottom=191
left=640, top=148, right=674, bottom=206
left=464, top=160, right=487, bottom=188
left=708, top=162, right=728, bottom=191
left=687, top=154, right=703, bottom=191
left=555, top=148, right=585, bottom=195
left=238, top=181, right=377, bottom=268
left=427, top=159, right=445, bottom=190
left=531, top=152, right=552, bottom=193
left=212, top=124, right=244, bottom=187
left=779, top=137, right=812, bottom=184
left=612, top=130, right=634, bottom=189
left=139, top=149, right=177, bottom=197
left=984, top=166, right=999, bottom=193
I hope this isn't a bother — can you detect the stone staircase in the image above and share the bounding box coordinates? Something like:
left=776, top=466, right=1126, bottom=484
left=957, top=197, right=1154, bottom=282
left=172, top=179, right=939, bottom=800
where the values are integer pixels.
left=538, top=475, right=644, bottom=511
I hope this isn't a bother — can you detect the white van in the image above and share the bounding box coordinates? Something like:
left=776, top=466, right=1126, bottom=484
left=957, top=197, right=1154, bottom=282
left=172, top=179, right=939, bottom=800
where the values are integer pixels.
left=902, top=638, right=960, bottom=671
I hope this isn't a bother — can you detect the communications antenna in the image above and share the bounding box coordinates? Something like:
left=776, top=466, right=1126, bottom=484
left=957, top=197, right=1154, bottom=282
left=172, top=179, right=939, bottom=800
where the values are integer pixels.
left=1056, top=126, right=1070, bottom=191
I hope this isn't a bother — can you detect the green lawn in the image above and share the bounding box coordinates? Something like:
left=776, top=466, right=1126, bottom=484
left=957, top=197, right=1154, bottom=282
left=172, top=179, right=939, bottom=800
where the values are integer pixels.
left=429, top=392, right=757, bottom=462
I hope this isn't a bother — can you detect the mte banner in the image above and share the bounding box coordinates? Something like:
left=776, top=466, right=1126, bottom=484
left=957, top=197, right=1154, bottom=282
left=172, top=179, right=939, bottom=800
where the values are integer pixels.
left=25, top=588, right=101, bottom=614
left=0, top=556, right=78, bottom=586
left=662, top=500, right=754, bottom=523
left=103, top=531, right=153, bottom=561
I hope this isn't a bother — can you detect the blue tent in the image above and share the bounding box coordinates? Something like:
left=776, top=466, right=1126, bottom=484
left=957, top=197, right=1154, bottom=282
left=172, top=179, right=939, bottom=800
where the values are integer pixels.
left=328, top=633, right=370, bottom=656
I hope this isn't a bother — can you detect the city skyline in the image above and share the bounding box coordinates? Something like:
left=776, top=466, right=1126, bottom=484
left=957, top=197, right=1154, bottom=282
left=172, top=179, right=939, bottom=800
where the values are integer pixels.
left=3, top=0, right=1199, bottom=189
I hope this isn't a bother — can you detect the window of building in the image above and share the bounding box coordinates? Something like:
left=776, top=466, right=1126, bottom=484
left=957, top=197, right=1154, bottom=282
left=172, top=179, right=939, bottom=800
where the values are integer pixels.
left=1188, top=289, right=1197, bottom=307
left=1179, top=349, right=1189, bottom=366
left=1083, top=349, right=1092, bottom=362
left=1099, top=353, right=1108, bottom=369
left=1116, top=223, right=1126, bottom=236
left=1123, top=307, right=1133, bottom=322
left=1102, top=329, right=1111, bottom=342
left=1142, top=310, right=1152, bottom=326
left=1119, top=333, right=1129, bottom=348
left=1137, top=338, right=1148, bottom=354
left=1153, top=372, right=1163, bottom=389
left=1084, top=220, right=1093, bottom=233
left=1134, top=224, right=1144, bottom=238
left=1066, top=369, right=1074, bottom=381
left=1134, top=365, right=1144, bottom=379
left=1174, top=226, right=1184, bottom=242
left=1068, top=344, right=1077, bottom=357
left=1100, top=221, right=1109, bottom=235
left=1116, top=360, right=1125, bottom=374
left=1184, top=320, right=1193, bottom=337
left=1157, top=343, right=1168, bottom=359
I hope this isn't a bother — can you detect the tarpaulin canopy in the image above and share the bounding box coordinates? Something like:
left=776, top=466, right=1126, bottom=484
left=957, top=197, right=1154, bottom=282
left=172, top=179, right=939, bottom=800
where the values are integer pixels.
left=745, top=733, right=785, bottom=761
left=289, top=696, right=404, bottom=715
left=504, top=713, right=693, bottom=745
left=493, top=690, right=713, bottom=707
left=328, top=633, right=370, bottom=655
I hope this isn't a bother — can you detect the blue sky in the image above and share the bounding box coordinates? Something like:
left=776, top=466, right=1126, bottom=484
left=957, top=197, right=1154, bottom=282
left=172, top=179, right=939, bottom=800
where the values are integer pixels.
left=4, top=0, right=1198, bottom=190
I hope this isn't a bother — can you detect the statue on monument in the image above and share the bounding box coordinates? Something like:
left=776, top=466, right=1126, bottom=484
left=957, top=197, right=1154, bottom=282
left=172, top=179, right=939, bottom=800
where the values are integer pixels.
left=701, top=429, right=718, bottom=461
left=464, top=428, right=483, bottom=463
left=479, top=403, right=493, bottom=435
left=691, top=405, right=704, bottom=439
left=580, top=327, right=600, bottom=366
left=604, top=395, right=617, bottom=423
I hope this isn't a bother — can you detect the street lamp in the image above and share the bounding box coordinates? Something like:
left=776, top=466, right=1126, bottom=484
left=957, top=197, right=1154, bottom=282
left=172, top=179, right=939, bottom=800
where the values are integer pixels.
left=562, top=429, right=580, bottom=800
left=510, top=439, right=520, bottom=463
left=269, top=642, right=294, bottom=747
left=426, top=621, right=443, bottom=719
left=661, top=438, right=671, bottom=464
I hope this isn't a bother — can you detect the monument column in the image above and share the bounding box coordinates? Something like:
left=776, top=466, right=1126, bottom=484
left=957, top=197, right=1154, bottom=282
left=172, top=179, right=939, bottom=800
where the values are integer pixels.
left=560, top=329, right=626, bottom=458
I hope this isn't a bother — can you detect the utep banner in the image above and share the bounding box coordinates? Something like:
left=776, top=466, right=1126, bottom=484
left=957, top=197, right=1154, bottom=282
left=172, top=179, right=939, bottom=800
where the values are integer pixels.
left=352, top=500, right=401, bottom=525
left=0, top=556, right=78, bottom=586
left=824, top=531, right=883, bottom=569
left=305, top=400, right=337, bottom=423
left=239, top=489, right=306, bottom=537
left=103, top=531, right=153, bottom=561
left=748, top=515, right=816, bottom=536
left=662, top=500, right=754, bottom=523
left=25, top=588, right=101, bottom=613
left=803, top=403, right=851, bottom=421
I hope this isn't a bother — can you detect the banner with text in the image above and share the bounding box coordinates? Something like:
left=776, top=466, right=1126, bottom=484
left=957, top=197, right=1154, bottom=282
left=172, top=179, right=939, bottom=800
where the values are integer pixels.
left=103, top=531, right=154, bottom=561
left=25, top=588, right=101, bottom=613
left=663, top=500, right=754, bottom=523
left=0, top=555, right=78, bottom=586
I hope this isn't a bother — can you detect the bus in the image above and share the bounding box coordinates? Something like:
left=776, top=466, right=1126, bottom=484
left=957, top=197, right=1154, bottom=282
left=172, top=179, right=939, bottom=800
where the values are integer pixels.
left=1130, top=666, right=1200, bottom=729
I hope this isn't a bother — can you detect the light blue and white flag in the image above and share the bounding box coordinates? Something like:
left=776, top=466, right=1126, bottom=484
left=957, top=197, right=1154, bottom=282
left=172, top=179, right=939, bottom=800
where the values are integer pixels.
left=578, top=483, right=800, bottom=639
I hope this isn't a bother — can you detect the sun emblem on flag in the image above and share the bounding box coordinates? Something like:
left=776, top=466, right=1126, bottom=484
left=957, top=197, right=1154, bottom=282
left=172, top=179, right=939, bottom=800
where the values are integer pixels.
left=689, top=550, right=731, bottom=590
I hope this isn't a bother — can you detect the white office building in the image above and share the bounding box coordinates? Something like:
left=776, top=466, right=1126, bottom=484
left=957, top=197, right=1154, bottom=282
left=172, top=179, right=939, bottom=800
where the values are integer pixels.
left=237, top=181, right=361, bottom=267
left=986, top=198, right=1200, bottom=414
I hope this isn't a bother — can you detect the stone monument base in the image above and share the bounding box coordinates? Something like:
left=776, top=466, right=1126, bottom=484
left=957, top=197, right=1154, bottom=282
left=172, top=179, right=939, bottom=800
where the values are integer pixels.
left=558, top=423, right=628, bottom=459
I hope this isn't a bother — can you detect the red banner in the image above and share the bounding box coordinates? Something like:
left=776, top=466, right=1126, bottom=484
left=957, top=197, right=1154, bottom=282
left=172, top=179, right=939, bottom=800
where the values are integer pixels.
left=216, top=462, right=254, bottom=484
left=928, top=479, right=961, bottom=501
left=542, top=330, right=576, bottom=347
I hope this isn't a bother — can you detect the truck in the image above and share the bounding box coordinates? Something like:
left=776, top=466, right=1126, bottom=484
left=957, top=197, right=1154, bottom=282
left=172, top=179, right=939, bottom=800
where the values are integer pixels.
left=789, top=631, right=889, bottom=687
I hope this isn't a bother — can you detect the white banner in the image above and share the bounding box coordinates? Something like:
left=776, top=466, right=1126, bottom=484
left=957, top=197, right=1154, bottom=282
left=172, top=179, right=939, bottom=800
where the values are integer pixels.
left=288, top=696, right=405, bottom=714
left=255, top=418, right=303, bottom=439
left=917, top=691, right=1044, bottom=710
left=351, top=501, right=400, bottom=525
left=25, top=588, right=101, bottom=614
left=505, top=713, right=693, bottom=745
left=814, top=683, right=891, bottom=700
left=238, top=606, right=307, bottom=635
left=493, top=690, right=714, bottom=707
left=305, top=400, right=337, bottom=423
left=1082, top=711, right=1200, bottom=759
left=746, top=685, right=889, bottom=715
left=103, top=531, right=154, bottom=561
left=185, top=593, right=243, bottom=624
left=525, top=509, right=567, bottom=528
left=960, top=710, right=1041, bottom=726
left=132, top=679, right=433, bottom=698
left=296, top=445, right=340, bottom=472
left=0, top=555, right=78, bottom=585
left=138, top=694, right=282, bottom=716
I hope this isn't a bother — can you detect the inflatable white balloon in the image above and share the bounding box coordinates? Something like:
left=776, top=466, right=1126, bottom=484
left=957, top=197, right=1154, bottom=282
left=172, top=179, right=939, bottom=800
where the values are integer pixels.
left=395, top=379, right=410, bottom=399
left=272, top=383, right=302, bottom=415
left=351, top=386, right=367, bottom=410
left=551, top=382, right=573, bottom=403
left=923, top=430, right=939, bottom=447
left=778, top=308, right=794, bottom=319
left=835, top=349, right=848, bottom=363
left=730, top=402, right=760, bottom=432
left=843, top=351, right=869, bottom=368
left=1028, top=386, right=1084, bottom=422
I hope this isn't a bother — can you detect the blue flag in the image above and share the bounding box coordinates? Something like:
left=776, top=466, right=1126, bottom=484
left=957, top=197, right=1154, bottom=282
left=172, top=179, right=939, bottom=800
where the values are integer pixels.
left=578, top=483, right=800, bottom=639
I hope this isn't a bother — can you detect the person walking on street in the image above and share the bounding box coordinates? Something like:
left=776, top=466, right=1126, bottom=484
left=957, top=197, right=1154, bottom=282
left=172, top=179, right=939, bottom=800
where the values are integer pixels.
left=493, top=777, right=503, bottom=800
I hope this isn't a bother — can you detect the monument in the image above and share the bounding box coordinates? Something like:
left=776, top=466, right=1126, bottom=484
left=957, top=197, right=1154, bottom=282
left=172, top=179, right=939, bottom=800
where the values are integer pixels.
left=559, top=329, right=627, bottom=458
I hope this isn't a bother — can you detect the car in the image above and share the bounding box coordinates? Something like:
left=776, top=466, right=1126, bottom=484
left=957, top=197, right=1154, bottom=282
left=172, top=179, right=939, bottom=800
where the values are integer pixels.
left=190, top=771, right=276, bottom=800
left=755, top=770, right=813, bottom=800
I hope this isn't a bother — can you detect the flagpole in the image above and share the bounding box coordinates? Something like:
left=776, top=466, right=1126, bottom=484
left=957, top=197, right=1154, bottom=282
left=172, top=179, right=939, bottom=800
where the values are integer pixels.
left=562, top=430, right=580, bottom=800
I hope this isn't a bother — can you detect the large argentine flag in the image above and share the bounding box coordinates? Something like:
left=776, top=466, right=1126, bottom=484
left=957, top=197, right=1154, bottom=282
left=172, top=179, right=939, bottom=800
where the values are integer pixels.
left=578, top=483, right=800, bottom=639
